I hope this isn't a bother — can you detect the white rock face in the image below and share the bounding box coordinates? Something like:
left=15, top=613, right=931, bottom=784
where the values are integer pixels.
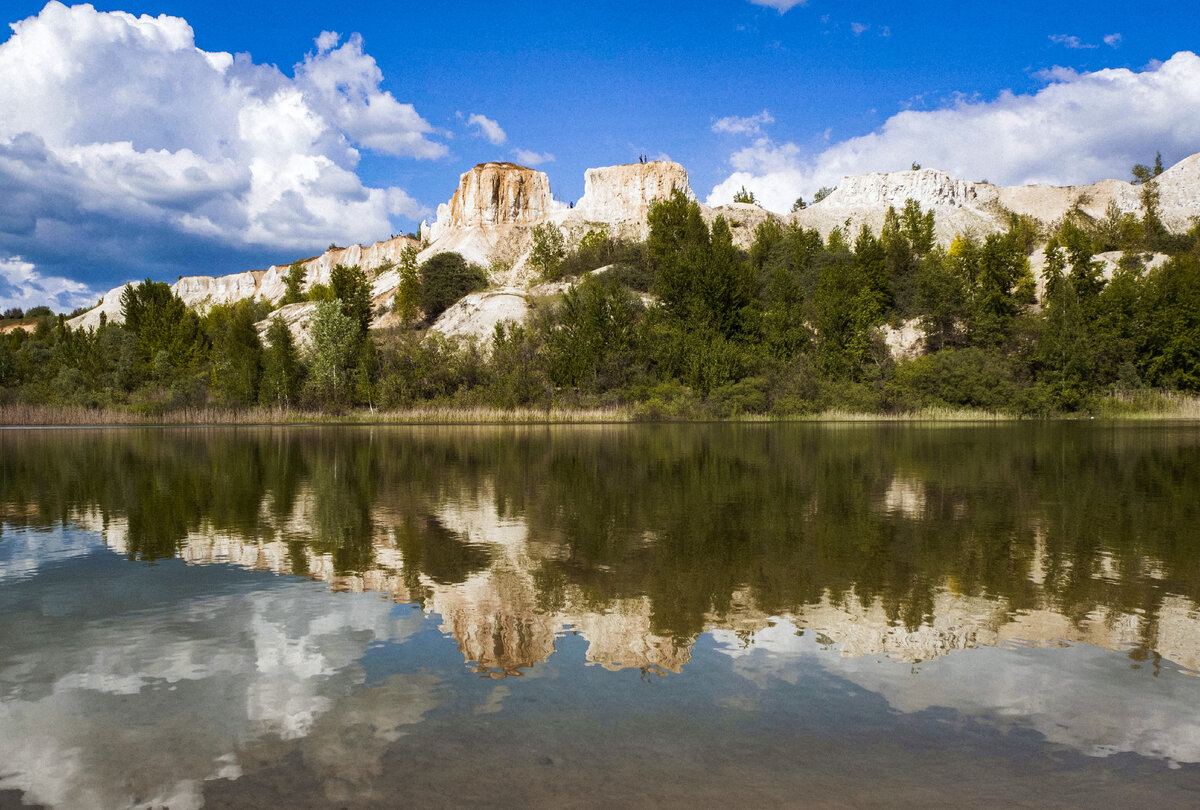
left=69, top=283, right=133, bottom=331
left=792, top=169, right=1003, bottom=244
left=430, top=289, right=530, bottom=345
left=173, top=271, right=263, bottom=311
left=790, top=153, right=1200, bottom=245
left=68, top=234, right=420, bottom=331
left=255, top=302, right=317, bottom=351
left=574, top=161, right=693, bottom=230
left=880, top=318, right=926, bottom=362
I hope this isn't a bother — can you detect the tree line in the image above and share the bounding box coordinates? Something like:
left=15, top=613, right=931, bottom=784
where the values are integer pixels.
left=1, top=175, right=1198, bottom=416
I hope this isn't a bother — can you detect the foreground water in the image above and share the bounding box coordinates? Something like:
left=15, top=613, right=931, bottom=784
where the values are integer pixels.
left=2, top=424, right=1200, bottom=809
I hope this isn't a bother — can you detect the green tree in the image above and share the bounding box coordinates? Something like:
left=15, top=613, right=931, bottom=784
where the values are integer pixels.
left=812, top=259, right=881, bottom=379
left=282, top=263, right=307, bottom=305
left=1137, top=254, right=1200, bottom=391
left=330, top=264, right=373, bottom=332
left=699, top=216, right=756, bottom=339
left=961, top=232, right=1033, bottom=347
left=306, top=300, right=360, bottom=406
left=418, top=253, right=489, bottom=322
left=205, top=300, right=263, bottom=407
left=733, top=186, right=757, bottom=204
left=761, top=262, right=810, bottom=361
left=260, top=316, right=303, bottom=407
left=392, top=246, right=422, bottom=325
left=120, top=280, right=204, bottom=384
left=489, top=321, right=549, bottom=408
left=1036, top=258, right=1094, bottom=410
left=915, top=248, right=966, bottom=351
left=547, top=274, right=643, bottom=391
left=648, top=189, right=711, bottom=322
left=854, top=224, right=889, bottom=309
left=529, top=223, right=566, bottom=280
left=1132, top=153, right=1166, bottom=243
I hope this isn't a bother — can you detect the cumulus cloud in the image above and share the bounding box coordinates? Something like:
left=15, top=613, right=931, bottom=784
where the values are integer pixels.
left=511, top=148, right=554, bottom=166
left=296, top=32, right=447, bottom=160
left=0, top=2, right=443, bottom=299
left=466, top=113, right=507, bottom=145
left=712, top=110, right=775, bottom=136
left=746, top=0, right=808, bottom=12
left=851, top=22, right=870, bottom=36
left=709, top=51, right=1200, bottom=212
left=1104, top=33, right=1123, bottom=48
left=0, top=256, right=99, bottom=312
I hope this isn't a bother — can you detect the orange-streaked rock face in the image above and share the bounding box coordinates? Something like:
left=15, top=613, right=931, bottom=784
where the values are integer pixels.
left=430, top=162, right=561, bottom=238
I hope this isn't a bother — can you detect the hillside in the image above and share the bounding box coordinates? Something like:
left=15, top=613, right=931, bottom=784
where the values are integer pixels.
left=67, top=153, right=1200, bottom=340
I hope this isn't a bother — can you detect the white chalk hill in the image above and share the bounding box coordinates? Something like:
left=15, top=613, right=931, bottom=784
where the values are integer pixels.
left=67, top=155, right=1200, bottom=349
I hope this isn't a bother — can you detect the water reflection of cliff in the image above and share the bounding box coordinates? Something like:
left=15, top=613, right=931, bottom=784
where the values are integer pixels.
left=5, top=424, right=1200, bottom=675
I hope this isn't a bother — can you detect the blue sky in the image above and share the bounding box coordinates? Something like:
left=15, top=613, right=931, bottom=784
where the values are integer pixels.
left=2, top=0, right=1199, bottom=311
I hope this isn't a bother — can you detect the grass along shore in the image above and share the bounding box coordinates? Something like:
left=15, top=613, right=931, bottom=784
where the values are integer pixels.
left=1, top=392, right=1198, bottom=426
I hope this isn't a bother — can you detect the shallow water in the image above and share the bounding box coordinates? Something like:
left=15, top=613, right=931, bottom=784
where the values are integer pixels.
left=2, top=423, right=1200, bottom=809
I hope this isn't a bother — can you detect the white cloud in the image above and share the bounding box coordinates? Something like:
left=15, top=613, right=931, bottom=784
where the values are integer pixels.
left=851, top=22, right=869, bottom=36
left=511, top=148, right=554, bottom=166
left=1049, top=34, right=1097, bottom=50
left=0, top=2, right=442, bottom=292
left=1105, top=33, right=1123, bottom=48
left=712, top=110, right=775, bottom=136
left=709, top=51, right=1200, bottom=212
left=315, top=30, right=340, bottom=52
left=746, top=0, right=808, bottom=11
left=466, top=113, right=507, bottom=145
left=296, top=32, right=446, bottom=160
left=0, top=256, right=100, bottom=312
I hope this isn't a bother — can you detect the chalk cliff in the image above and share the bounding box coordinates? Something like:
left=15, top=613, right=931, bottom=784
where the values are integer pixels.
left=789, top=154, right=1200, bottom=243
left=571, top=161, right=694, bottom=234
left=430, top=162, right=563, bottom=237
left=68, top=233, right=421, bottom=331
left=66, top=152, right=1200, bottom=345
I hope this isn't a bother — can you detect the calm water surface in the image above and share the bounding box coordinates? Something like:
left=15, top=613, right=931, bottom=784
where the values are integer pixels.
left=2, top=423, right=1200, bottom=808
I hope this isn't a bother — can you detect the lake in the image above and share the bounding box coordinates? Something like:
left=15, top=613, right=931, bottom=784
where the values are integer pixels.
left=2, top=423, right=1200, bottom=809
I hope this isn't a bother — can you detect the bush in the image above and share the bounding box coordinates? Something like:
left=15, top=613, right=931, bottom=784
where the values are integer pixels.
left=886, top=347, right=1015, bottom=411
left=708, top=376, right=769, bottom=416
left=419, top=253, right=488, bottom=322
left=632, top=380, right=704, bottom=421
left=558, top=233, right=651, bottom=288
left=306, top=283, right=335, bottom=303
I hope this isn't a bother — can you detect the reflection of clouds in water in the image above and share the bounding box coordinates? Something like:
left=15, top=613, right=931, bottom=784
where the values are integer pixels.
left=0, top=537, right=430, bottom=810
left=0, top=523, right=106, bottom=582
left=246, top=673, right=445, bottom=805
left=712, top=617, right=1200, bottom=765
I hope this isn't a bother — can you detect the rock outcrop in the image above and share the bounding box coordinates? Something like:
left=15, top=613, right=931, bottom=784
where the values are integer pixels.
left=65, top=152, right=1200, bottom=346
left=429, top=162, right=563, bottom=239
left=429, top=288, right=530, bottom=344
left=572, top=161, right=693, bottom=232
left=68, top=234, right=421, bottom=331
left=789, top=153, right=1200, bottom=244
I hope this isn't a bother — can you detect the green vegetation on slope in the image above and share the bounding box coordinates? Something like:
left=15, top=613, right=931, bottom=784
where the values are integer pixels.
left=4, top=163, right=1200, bottom=420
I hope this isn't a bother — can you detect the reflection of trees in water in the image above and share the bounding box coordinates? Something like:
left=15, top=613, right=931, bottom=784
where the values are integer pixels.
left=1, top=425, right=1199, bottom=647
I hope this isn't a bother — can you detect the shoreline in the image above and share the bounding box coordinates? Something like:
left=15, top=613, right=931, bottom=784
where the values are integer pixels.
left=1, top=397, right=1198, bottom=427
